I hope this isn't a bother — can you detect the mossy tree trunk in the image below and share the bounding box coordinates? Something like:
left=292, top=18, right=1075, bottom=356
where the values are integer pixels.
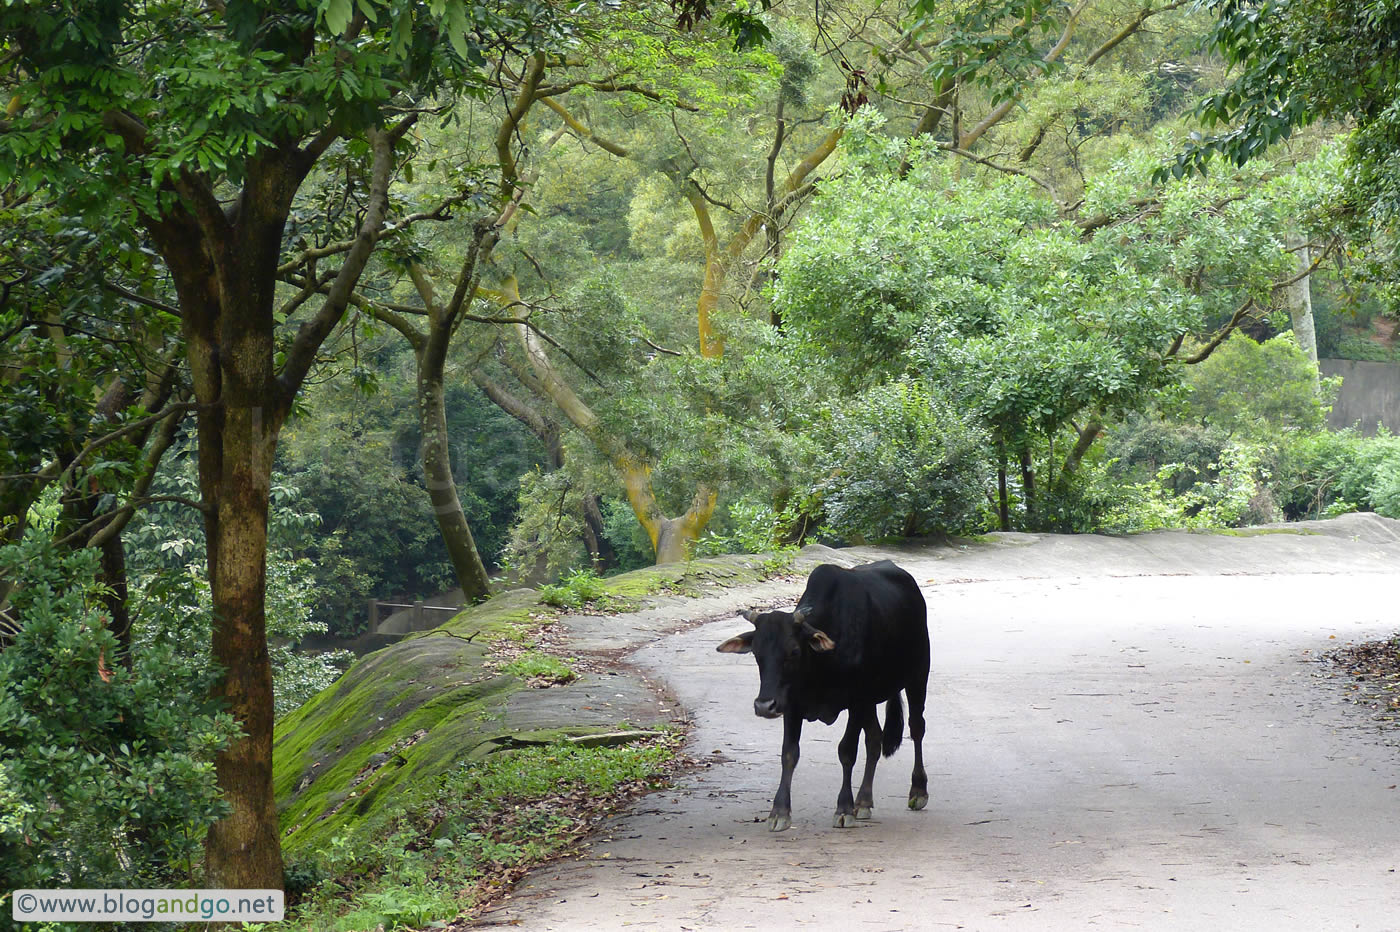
left=122, top=120, right=406, bottom=888
left=391, top=259, right=500, bottom=602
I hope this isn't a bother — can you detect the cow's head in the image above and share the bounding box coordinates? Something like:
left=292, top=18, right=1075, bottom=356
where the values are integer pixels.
left=716, top=607, right=835, bottom=719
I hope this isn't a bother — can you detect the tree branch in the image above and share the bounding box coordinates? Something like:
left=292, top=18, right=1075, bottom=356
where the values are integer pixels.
left=101, top=280, right=182, bottom=318
left=1084, top=1, right=1189, bottom=67
left=1178, top=297, right=1256, bottom=364
left=943, top=145, right=1061, bottom=201
left=958, top=0, right=1090, bottom=150
left=540, top=96, right=631, bottom=157
left=277, top=122, right=402, bottom=405
left=54, top=401, right=202, bottom=491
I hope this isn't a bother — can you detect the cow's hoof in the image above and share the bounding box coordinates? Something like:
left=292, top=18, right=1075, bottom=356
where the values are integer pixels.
left=908, top=793, right=929, bottom=811
left=833, top=811, right=859, bottom=828
left=767, top=813, right=791, bottom=832
left=854, top=805, right=873, bottom=820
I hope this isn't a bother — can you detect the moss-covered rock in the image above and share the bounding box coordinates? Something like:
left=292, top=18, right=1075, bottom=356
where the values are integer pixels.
left=274, top=552, right=799, bottom=857
left=274, top=634, right=521, bottom=855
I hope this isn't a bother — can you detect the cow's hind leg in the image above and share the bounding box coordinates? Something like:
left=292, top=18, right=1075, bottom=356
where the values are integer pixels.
left=905, top=681, right=929, bottom=811
left=769, top=711, right=803, bottom=832
left=854, top=705, right=882, bottom=820
left=834, top=704, right=875, bottom=828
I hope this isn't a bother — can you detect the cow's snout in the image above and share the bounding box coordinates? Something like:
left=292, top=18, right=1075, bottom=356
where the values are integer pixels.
left=753, top=697, right=781, bottom=719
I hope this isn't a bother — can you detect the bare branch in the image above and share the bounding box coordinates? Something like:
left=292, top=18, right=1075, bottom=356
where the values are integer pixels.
left=540, top=96, right=631, bottom=157
left=1178, top=298, right=1256, bottom=365
left=943, top=145, right=1061, bottom=202
left=643, top=336, right=684, bottom=357
left=275, top=189, right=469, bottom=276
left=958, top=0, right=1090, bottom=150
left=1084, top=1, right=1190, bottom=67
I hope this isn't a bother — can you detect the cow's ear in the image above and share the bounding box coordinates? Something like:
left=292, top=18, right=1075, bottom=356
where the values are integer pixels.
left=716, top=631, right=755, bottom=654
left=807, top=629, right=835, bottom=652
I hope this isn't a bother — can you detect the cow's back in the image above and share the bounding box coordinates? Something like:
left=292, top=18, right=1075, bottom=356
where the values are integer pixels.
left=795, top=561, right=929, bottom=715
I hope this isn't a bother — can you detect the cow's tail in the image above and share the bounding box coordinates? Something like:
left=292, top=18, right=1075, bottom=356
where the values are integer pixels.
left=882, top=692, right=905, bottom=758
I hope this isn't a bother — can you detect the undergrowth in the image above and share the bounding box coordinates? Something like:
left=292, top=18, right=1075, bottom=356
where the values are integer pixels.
left=537, top=568, right=636, bottom=612
left=502, top=651, right=577, bottom=685
left=281, top=734, right=684, bottom=931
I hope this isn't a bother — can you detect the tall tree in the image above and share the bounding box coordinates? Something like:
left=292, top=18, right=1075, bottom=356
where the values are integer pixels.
left=491, top=21, right=845, bottom=562
left=1168, top=0, right=1400, bottom=267
left=0, top=0, right=556, bottom=886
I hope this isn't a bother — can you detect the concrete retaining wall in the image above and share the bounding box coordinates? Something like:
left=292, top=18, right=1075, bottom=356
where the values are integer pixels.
left=1321, top=357, right=1400, bottom=435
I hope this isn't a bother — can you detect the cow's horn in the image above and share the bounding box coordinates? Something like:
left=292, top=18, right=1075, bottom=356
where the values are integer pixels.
left=743, top=609, right=760, bottom=624
left=792, top=606, right=810, bottom=625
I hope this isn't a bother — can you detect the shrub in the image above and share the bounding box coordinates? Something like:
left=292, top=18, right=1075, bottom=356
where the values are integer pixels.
left=0, top=537, right=237, bottom=890
left=814, top=378, right=992, bottom=540
left=694, top=499, right=784, bottom=556
left=1182, top=332, right=1337, bottom=436
left=537, top=568, right=628, bottom=611
left=502, top=652, right=576, bottom=685
left=1268, top=429, right=1400, bottom=519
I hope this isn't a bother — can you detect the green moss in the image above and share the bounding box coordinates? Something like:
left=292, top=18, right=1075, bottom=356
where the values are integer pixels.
left=1185, top=526, right=1321, bottom=537
left=425, top=587, right=542, bottom=641
left=274, top=552, right=779, bottom=858
left=274, top=633, right=527, bottom=854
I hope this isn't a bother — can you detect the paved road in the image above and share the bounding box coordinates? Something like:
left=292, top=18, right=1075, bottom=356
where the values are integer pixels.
left=481, top=517, right=1400, bottom=931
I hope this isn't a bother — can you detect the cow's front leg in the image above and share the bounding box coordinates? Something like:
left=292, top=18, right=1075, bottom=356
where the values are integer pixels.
left=769, top=711, right=803, bottom=832
left=854, top=704, right=882, bottom=820
left=834, top=706, right=867, bottom=827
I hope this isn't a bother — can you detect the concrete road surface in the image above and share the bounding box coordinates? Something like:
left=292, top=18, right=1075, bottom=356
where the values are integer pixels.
left=479, top=516, right=1400, bottom=931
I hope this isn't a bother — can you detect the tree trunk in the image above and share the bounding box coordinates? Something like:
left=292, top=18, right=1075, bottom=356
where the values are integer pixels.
left=98, top=532, right=133, bottom=664
left=418, top=364, right=492, bottom=601
left=1286, top=232, right=1319, bottom=389
left=581, top=494, right=615, bottom=571
left=472, top=366, right=616, bottom=569
left=134, top=119, right=398, bottom=893
left=997, top=445, right=1010, bottom=531
left=1019, top=447, right=1035, bottom=528
left=1055, top=420, right=1104, bottom=499
left=513, top=318, right=718, bottom=565
left=202, top=406, right=283, bottom=890
left=653, top=495, right=715, bottom=564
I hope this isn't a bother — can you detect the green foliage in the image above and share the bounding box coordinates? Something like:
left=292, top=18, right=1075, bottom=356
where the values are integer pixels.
left=499, top=467, right=591, bottom=583
left=537, top=568, right=630, bottom=611
left=123, top=460, right=351, bottom=717
left=502, top=652, right=577, bottom=685
left=0, top=537, right=238, bottom=891
left=814, top=378, right=992, bottom=540
left=0, top=0, right=563, bottom=199
left=600, top=498, right=658, bottom=572
left=1182, top=333, right=1336, bottom=436
left=1268, top=430, right=1400, bottom=520
left=694, top=500, right=784, bottom=555
left=919, top=0, right=1076, bottom=107
left=1170, top=0, right=1400, bottom=274
left=277, top=352, right=548, bottom=632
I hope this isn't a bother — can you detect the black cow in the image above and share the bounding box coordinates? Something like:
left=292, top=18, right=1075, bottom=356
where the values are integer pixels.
left=716, top=560, right=930, bottom=832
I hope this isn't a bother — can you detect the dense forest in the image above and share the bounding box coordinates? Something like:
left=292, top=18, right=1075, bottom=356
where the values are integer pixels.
left=5, top=0, right=1400, bottom=923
